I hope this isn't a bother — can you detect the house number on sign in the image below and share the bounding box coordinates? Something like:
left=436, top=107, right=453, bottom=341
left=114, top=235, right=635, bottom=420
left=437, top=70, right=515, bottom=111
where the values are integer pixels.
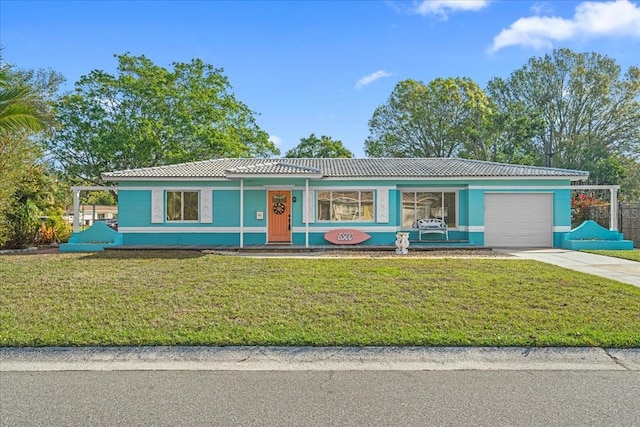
left=336, top=232, right=354, bottom=241
left=324, top=229, right=371, bottom=245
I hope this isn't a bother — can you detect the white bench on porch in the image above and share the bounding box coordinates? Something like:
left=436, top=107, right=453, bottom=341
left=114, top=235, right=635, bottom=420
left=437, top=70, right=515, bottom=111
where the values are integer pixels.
left=413, top=218, right=449, bottom=241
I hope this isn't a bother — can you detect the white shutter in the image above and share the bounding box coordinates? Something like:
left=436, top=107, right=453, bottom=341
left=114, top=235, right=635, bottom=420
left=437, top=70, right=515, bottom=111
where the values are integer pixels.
left=376, top=189, right=389, bottom=223
left=304, top=190, right=315, bottom=224
left=151, top=189, right=164, bottom=223
left=200, top=190, right=213, bottom=223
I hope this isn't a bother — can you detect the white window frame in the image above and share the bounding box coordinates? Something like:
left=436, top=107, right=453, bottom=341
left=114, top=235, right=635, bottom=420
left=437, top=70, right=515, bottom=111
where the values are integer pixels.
left=401, top=189, right=459, bottom=229
left=316, top=190, right=375, bottom=222
left=166, top=190, right=200, bottom=222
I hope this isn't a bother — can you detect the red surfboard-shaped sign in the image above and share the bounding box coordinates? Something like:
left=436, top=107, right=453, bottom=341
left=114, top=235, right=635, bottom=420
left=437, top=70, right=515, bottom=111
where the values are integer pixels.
left=324, top=229, right=371, bottom=245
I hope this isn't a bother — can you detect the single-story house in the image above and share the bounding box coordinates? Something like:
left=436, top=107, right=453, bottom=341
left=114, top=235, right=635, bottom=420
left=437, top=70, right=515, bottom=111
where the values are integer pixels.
left=100, top=158, right=589, bottom=248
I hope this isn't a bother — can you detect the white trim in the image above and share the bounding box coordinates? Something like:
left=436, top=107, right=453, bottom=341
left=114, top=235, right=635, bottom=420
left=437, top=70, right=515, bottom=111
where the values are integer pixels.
left=262, top=185, right=295, bottom=189
left=71, top=186, right=118, bottom=192
left=399, top=186, right=465, bottom=192
left=118, top=185, right=306, bottom=191
left=102, top=177, right=228, bottom=182
left=291, top=225, right=398, bottom=233
left=119, top=186, right=236, bottom=191
left=119, top=226, right=266, bottom=233
left=553, top=226, right=572, bottom=232
left=483, top=190, right=557, bottom=194
left=468, top=186, right=571, bottom=190
left=461, top=226, right=484, bottom=232
left=571, top=185, right=620, bottom=190
left=249, top=185, right=303, bottom=191
left=321, top=176, right=587, bottom=182
left=120, top=184, right=575, bottom=192
left=162, top=187, right=206, bottom=192
left=104, top=175, right=588, bottom=183
left=120, top=226, right=400, bottom=234
left=311, top=185, right=384, bottom=191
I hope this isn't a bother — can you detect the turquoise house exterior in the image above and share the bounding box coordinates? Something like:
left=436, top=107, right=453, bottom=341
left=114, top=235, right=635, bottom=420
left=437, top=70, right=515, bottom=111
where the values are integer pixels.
left=101, top=158, right=589, bottom=248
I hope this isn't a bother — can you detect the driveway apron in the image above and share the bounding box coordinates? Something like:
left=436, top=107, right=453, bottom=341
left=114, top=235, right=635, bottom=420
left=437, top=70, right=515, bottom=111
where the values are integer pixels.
left=507, top=249, right=640, bottom=287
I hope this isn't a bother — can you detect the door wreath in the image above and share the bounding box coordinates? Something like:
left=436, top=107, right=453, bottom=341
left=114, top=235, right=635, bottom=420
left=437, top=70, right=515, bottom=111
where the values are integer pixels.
left=273, top=202, right=286, bottom=215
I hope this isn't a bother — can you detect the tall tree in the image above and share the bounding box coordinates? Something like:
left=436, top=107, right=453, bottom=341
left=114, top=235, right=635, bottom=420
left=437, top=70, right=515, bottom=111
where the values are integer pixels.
left=364, top=77, right=493, bottom=158
left=0, top=68, right=44, bottom=134
left=617, top=156, right=640, bottom=202
left=285, top=134, right=353, bottom=158
left=47, top=54, right=279, bottom=184
left=0, top=60, right=63, bottom=247
left=463, top=89, right=544, bottom=165
left=487, top=48, right=640, bottom=182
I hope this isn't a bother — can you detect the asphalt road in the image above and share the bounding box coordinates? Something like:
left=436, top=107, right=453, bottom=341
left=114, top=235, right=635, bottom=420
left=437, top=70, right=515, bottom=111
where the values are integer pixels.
left=2, top=370, right=639, bottom=427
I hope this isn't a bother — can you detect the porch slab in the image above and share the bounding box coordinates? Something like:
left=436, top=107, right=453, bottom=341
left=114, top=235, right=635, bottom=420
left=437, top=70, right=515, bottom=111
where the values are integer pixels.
left=106, top=244, right=486, bottom=253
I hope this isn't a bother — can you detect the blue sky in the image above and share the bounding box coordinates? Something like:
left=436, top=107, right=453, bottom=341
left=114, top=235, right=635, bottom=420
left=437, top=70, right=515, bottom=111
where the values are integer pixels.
left=2, top=0, right=639, bottom=157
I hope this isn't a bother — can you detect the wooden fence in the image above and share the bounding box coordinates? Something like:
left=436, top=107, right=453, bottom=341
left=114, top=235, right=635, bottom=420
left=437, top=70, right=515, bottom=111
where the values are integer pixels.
left=588, top=203, right=640, bottom=248
left=619, top=203, right=640, bottom=248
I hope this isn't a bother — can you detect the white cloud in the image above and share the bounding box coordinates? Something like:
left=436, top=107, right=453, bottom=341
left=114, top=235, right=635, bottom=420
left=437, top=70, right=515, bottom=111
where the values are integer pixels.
left=269, top=135, right=282, bottom=146
left=530, top=2, right=554, bottom=16
left=355, top=70, right=392, bottom=90
left=414, top=0, right=490, bottom=18
left=491, top=0, right=640, bottom=52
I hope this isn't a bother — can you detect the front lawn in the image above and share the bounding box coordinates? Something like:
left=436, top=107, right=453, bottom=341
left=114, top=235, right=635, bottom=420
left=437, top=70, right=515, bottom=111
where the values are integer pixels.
left=1, top=251, right=639, bottom=347
left=581, top=249, right=640, bottom=262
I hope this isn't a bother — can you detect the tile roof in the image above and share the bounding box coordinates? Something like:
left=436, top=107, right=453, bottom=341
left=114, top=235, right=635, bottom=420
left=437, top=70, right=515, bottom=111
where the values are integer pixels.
left=225, top=161, right=322, bottom=176
left=102, top=158, right=588, bottom=180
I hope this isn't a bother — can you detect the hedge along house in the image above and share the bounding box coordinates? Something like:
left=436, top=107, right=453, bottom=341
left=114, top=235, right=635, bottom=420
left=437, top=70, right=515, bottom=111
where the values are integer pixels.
left=100, top=158, right=589, bottom=249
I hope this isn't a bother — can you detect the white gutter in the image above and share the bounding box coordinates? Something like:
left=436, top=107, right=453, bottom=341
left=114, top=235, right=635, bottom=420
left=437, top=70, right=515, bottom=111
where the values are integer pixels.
left=240, top=179, right=244, bottom=248
left=305, top=179, right=309, bottom=248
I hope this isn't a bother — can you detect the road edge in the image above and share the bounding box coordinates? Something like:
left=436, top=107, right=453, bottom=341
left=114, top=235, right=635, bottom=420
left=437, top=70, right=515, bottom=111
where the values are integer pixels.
left=1, top=346, right=639, bottom=371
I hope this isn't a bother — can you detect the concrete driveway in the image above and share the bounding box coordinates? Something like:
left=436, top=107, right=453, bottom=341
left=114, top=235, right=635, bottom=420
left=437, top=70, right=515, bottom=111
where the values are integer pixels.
left=507, top=249, right=640, bottom=287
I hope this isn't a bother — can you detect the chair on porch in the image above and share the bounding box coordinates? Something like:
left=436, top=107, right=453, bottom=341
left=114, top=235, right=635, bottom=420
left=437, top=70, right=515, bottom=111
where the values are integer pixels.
left=413, top=218, right=449, bottom=241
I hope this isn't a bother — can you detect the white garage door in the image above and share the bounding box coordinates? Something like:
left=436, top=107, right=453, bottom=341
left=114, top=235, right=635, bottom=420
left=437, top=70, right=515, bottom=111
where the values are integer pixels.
left=484, top=193, right=553, bottom=247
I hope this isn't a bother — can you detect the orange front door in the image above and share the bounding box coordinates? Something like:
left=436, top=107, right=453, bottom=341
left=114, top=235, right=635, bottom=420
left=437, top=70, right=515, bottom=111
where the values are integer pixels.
left=268, top=190, right=291, bottom=243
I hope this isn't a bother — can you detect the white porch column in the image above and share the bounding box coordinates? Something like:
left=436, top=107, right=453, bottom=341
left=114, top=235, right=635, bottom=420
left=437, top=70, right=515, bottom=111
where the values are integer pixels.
left=610, top=186, right=618, bottom=231
left=240, top=179, right=244, bottom=249
left=73, top=189, right=81, bottom=233
left=70, top=186, right=119, bottom=233
left=305, top=179, right=309, bottom=248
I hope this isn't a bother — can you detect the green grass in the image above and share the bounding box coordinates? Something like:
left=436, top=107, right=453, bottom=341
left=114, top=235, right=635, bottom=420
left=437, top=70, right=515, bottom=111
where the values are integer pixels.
left=581, top=249, right=640, bottom=262
left=1, top=251, right=639, bottom=348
